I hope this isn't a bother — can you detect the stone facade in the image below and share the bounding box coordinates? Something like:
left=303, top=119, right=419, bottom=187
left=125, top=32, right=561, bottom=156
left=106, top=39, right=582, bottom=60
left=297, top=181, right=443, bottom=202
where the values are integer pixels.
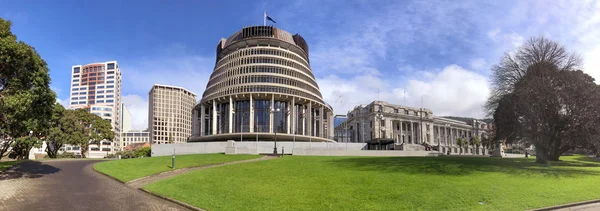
left=334, top=101, right=491, bottom=154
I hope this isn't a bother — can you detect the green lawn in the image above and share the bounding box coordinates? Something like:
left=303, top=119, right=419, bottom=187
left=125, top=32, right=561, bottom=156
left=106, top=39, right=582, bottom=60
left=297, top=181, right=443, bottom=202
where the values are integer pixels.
left=94, top=153, right=261, bottom=182
left=144, top=155, right=600, bottom=211
left=0, top=160, right=22, bottom=171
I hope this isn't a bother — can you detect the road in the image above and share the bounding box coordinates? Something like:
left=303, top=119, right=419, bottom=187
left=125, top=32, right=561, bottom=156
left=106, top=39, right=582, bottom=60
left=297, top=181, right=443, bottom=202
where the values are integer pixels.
left=0, top=159, right=189, bottom=211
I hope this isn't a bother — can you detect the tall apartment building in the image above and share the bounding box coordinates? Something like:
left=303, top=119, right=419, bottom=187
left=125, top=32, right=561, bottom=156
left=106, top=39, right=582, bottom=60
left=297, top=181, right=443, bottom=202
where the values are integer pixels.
left=148, top=84, right=196, bottom=144
left=69, top=61, right=122, bottom=157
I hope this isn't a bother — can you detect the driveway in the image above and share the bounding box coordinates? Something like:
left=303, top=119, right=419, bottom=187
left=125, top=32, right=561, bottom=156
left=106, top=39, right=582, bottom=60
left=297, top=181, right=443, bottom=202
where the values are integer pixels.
left=0, top=159, right=188, bottom=211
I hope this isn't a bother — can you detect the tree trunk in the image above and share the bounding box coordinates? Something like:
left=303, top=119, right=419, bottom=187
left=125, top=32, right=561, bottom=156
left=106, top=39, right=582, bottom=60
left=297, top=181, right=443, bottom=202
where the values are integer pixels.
left=535, top=149, right=548, bottom=164
left=80, top=145, right=88, bottom=158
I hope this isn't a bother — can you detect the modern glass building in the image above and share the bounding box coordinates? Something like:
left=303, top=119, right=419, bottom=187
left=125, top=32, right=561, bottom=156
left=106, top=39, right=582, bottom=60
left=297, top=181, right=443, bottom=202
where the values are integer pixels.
left=190, top=26, right=334, bottom=142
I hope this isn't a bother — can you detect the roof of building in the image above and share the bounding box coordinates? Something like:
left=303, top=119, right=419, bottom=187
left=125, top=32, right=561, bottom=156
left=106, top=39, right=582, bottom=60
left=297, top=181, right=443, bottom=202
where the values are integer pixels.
left=151, top=84, right=197, bottom=96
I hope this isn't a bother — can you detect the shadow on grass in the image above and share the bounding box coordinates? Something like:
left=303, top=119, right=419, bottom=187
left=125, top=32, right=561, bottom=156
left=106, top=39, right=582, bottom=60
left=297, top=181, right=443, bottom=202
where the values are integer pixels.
left=326, top=156, right=600, bottom=178
left=0, top=161, right=60, bottom=181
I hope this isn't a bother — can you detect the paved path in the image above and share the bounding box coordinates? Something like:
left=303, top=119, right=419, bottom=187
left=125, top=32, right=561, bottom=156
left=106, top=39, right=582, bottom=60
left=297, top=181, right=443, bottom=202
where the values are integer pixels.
left=0, top=159, right=189, bottom=211
left=128, top=155, right=278, bottom=189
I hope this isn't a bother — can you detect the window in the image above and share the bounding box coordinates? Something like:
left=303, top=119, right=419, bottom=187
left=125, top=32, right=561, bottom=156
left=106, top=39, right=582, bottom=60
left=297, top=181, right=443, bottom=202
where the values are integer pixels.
left=89, top=91, right=95, bottom=94
left=107, top=80, right=114, bottom=84
left=106, top=90, right=114, bottom=93
left=97, top=85, right=105, bottom=89
left=71, top=97, right=77, bottom=100
left=74, top=75, right=80, bottom=78
left=106, top=95, right=114, bottom=98
left=107, top=75, right=115, bottom=79
left=71, top=88, right=79, bottom=91
left=78, top=96, right=86, bottom=99
left=107, top=63, right=115, bottom=70
left=103, top=108, right=112, bottom=111
left=106, top=99, right=114, bottom=103
left=97, top=95, right=104, bottom=99
left=80, top=87, right=87, bottom=90
left=107, top=85, right=114, bottom=88
left=97, top=90, right=104, bottom=94
left=70, top=102, right=77, bottom=105
left=79, top=92, right=86, bottom=95
left=73, top=67, right=80, bottom=73
left=72, top=79, right=79, bottom=82
left=90, top=73, right=97, bottom=76
left=78, top=101, right=86, bottom=104
left=92, top=107, right=101, bottom=111
left=395, top=108, right=399, bottom=113
left=107, top=71, right=115, bottom=74
left=370, top=121, right=373, bottom=128
left=96, top=100, right=104, bottom=103
left=103, top=113, right=112, bottom=117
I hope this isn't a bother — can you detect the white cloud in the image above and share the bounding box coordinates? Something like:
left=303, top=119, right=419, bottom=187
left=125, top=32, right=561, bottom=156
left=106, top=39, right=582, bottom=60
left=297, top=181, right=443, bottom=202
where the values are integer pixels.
left=319, top=65, right=489, bottom=118
left=122, top=94, right=148, bottom=130
left=470, top=58, right=486, bottom=70
left=119, top=44, right=214, bottom=129
left=487, top=28, right=501, bottom=41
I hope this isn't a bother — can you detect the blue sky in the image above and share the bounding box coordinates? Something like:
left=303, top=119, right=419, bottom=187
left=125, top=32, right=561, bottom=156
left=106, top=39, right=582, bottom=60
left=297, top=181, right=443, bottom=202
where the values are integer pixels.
left=2, top=0, right=600, bottom=130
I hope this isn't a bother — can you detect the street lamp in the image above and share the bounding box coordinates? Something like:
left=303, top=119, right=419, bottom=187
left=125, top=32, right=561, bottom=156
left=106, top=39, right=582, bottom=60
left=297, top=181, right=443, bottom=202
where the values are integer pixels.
left=271, top=107, right=281, bottom=155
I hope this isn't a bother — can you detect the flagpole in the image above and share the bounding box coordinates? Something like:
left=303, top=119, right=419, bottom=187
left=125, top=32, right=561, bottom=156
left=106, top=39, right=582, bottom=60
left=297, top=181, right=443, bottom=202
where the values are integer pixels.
left=263, top=12, right=266, bottom=26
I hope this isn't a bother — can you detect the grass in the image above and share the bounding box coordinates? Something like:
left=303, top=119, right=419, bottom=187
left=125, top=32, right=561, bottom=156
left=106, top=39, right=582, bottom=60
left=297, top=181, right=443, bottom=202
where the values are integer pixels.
left=144, top=155, right=600, bottom=211
left=94, top=153, right=261, bottom=182
left=0, top=160, right=22, bottom=171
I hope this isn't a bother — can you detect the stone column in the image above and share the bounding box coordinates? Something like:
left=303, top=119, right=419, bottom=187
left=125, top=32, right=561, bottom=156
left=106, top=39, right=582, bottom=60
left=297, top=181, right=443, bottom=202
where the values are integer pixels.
left=329, top=111, right=334, bottom=139
left=400, top=121, right=404, bottom=144
left=249, top=95, right=254, bottom=133
left=410, top=121, right=414, bottom=144
left=270, top=95, right=274, bottom=133
left=229, top=96, right=233, bottom=133
left=200, top=105, right=205, bottom=136
left=302, top=105, right=306, bottom=135
left=307, top=103, right=312, bottom=136
left=212, top=100, right=217, bottom=135
left=319, top=106, right=325, bottom=138
left=290, top=97, right=295, bottom=134
left=192, top=108, right=198, bottom=136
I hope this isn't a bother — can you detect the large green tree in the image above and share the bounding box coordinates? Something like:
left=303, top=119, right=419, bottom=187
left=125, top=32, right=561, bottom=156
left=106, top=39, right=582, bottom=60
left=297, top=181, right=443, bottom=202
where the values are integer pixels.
left=486, top=37, right=600, bottom=163
left=0, top=18, right=56, bottom=160
left=72, top=109, right=114, bottom=158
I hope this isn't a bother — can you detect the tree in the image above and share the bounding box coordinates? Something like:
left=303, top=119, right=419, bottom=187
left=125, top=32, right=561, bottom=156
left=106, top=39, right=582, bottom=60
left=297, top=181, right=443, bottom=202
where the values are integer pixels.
left=45, top=103, right=66, bottom=158
left=486, top=37, right=600, bottom=163
left=0, top=18, right=56, bottom=160
left=456, top=137, right=467, bottom=155
left=473, top=136, right=482, bottom=154
left=72, top=109, right=115, bottom=158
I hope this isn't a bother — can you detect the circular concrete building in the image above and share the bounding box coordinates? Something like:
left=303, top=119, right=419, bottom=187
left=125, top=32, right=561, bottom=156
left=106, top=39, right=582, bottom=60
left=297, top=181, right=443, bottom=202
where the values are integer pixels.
left=190, top=26, right=334, bottom=142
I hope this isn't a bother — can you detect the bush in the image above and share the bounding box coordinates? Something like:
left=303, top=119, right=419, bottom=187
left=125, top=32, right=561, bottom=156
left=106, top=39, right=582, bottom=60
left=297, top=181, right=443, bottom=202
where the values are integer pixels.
left=104, top=154, right=117, bottom=159
left=135, top=147, right=151, bottom=158
left=116, top=150, right=136, bottom=159
left=57, top=152, right=77, bottom=158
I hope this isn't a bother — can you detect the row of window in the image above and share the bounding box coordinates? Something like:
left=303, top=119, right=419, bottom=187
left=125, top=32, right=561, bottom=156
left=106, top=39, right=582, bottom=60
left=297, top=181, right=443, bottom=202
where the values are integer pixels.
left=72, top=99, right=115, bottom=105
left=204, top=75, right=321, bottom=100
left=215, top=56, right=314, bottom=80
left=92, top=107, right=113, bottom=111
left=216, top=47, right=309, bottom=70
left=208, top=65, right=318, bottom=89
left=204, top=84, right=321, bottom=103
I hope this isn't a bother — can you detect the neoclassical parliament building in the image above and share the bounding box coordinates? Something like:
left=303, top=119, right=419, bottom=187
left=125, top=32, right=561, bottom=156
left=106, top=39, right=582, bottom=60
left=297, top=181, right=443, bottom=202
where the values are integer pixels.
left=334, top=101, right=491, bottom=154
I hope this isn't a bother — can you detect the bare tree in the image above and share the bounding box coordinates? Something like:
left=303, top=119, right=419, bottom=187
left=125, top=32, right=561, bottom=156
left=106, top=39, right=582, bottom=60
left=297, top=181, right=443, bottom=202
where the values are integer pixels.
left=487, top=37, right=600, bottom=163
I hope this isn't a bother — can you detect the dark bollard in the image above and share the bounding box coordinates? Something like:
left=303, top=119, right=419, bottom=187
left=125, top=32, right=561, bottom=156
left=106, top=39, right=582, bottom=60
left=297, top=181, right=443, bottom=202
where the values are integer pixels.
left=282, top=147, right=285, bottom=157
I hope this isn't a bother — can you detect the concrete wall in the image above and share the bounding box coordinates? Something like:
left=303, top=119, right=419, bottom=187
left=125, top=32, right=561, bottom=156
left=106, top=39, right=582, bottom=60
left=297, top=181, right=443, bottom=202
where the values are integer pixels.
left=151, top=142, right=228, bottom=156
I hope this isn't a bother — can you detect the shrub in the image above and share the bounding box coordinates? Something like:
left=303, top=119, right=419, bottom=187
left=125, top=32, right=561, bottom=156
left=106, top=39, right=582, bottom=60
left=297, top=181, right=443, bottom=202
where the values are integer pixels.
left=104, top=153, right=117, bottom=159
left=57, top=152, right=77, bottom=158
left=116, top=150, right=136, bottom=159
left=135, top=147, right=151, bottom=158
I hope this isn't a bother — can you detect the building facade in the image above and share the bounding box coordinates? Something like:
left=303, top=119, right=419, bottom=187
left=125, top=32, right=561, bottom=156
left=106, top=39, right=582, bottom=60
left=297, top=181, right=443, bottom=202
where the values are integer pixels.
left=335, top=101, right=490, bottom=154
left=121, top=102, right=132, bottom=133
left=120, top=131, right=150, bottom=151
left=68, top=61, right=122, bottom=157
left=148, top=84, right=196, bottom=144
left=190, top=26, right=334, bottom=142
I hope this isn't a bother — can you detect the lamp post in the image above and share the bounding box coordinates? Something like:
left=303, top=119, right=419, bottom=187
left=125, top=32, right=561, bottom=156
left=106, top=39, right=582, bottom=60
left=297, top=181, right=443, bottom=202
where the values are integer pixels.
left=271, top=107, right=281, bottom=155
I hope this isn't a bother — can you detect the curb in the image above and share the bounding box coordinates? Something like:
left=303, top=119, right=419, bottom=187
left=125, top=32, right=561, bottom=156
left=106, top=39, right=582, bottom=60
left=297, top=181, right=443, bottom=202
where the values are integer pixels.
left=528, top=199, right=600, bottom=211
left=92, top=163, right=127, bottom=184
left=139, top=188, right=205, bottom=211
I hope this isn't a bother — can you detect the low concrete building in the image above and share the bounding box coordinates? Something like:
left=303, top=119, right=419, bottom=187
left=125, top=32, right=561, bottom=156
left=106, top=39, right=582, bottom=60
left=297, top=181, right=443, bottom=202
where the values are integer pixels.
left=335, top=101, right=490, bottom=154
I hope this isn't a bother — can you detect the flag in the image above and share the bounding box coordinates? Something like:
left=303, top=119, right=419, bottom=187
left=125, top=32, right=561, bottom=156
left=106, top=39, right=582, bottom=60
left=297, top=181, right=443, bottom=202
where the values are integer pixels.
left=265, top=14, right=276, bottom=23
